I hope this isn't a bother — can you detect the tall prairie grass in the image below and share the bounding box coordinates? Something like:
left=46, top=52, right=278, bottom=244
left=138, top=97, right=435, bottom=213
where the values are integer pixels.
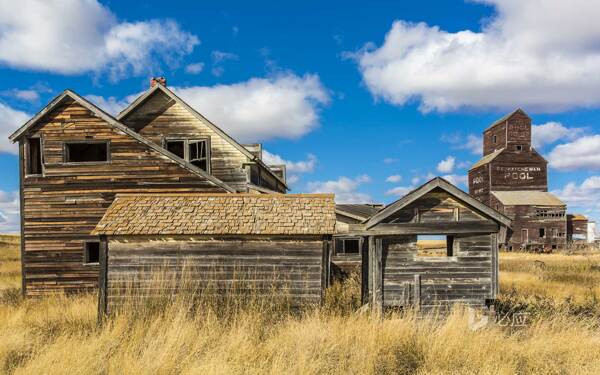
left=2, top=241, right=600, bottom=374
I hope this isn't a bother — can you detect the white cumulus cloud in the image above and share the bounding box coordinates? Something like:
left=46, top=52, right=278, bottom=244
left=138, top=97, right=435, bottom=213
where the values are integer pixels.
left=437, top=156, right=456, bottom=173
left=262, top=150, right=317, bottom=173
left=0, top=102, right=30, bottom=154
left=0, top=190, right=19, bottom=233
left=353, top=0, right=600, bottom=113
left=386, top=175, right=402, bottom=183
left=532, top=122, right=585, bottom=149
left=0, top=1, right=198, bottom=80
left=173, top=73, right=329, bottom=142
left=307, top=175, right=372, bottom=203
left=547, top=135, right=600, bottom=170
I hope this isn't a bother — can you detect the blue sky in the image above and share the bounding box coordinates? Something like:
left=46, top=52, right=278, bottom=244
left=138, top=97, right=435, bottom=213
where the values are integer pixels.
left=2, top=0, right=600, bottom=232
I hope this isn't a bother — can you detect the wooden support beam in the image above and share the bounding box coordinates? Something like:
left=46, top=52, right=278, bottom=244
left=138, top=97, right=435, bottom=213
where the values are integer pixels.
left=97, top=236, right=108, bottom=322
left=413, top=274, right=421, bottom=311
left=345, top=222, right=499, bottom=236
left=372, top=238, right=383, bottom=316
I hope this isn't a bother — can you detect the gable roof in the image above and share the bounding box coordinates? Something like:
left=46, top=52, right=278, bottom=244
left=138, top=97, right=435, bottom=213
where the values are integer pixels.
left=336, top=204, right=383, bottom=221
left=92, top=193, right=335, bottom=236
left=365, top=177, right=511, bottom=229
left=470, top=148, right=504, bottom=170
left=117, top=84, right=289, bottom=190
left=492, top=191, right=565, bottom=206
left=485, top=108, right=530, bottom=131
left=8, top=90, right=235, bottom=193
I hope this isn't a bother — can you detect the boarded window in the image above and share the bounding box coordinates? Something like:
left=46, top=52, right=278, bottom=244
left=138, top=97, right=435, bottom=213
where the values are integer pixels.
left=189, top=139, right=209, bottom=172
left=26, top=137, right=42, bottom=175
left=84, top=242, right=100, bottom=264
left=166, top=140, right=185, bottom=159
left=334, top=237, right=361, bottom=255
left=65, top=142, right=108, bottom=163
left=417, top=235, right=455, bottom=257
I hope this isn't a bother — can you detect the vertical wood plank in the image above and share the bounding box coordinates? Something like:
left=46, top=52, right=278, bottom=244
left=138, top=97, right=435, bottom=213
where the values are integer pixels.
left=373, top=238, right=383, bottom=314
left=413, top=274, right=421, bottom=311
left=491, top=233, right=498, bottom=298
left=19, top=141, right=26, bottom=297
left=367, top=236, right=374, bottom=304
left=97, top=236, right=108, bottom=321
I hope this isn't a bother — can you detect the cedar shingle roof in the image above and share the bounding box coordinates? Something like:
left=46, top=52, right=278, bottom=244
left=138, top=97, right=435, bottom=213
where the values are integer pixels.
left=93, top=193, right=336, bottom=236
left=491, top=191, right=565, bottom=206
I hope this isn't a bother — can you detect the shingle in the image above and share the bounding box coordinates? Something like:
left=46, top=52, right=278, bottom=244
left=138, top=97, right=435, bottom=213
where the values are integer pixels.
left=92, top=193, right=336, bottom=236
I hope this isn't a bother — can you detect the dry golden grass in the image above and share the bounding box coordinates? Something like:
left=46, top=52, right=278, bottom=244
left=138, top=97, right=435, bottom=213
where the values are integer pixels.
left=2, top=239, right=600, bottom=374
left=0, top=235, right=20, bottom=291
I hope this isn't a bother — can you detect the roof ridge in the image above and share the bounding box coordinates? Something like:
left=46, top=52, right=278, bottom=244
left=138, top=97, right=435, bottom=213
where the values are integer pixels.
left=114, top=192, right=335, bottom=198
left=8, top=89, right=236, bottom=193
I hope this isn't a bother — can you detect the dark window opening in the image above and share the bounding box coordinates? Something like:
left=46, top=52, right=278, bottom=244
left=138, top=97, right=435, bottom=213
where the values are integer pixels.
left=166, top=140, right=185, bottom=159
left=189, top=139, right=208, bottom=172
left=26, top=138, right=42, bottom=175
left=417, top=235, right=455, bottom=257
left=492, top=135, right=497, bottom=144
left=552, top=245, right=558, bottom=250
left=539, top=228, right=546, bottom=238
left=335, top=238, right=361, bottom=255
left=65, top=142, right=108, bottom=163
left=84, top=242, right=100, bottom=264
left=516, top=145, right=523, bottom=151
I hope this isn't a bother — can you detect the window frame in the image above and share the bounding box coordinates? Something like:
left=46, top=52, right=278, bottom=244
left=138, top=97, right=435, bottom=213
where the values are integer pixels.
left=163, top=137, right=211, bottom=173
left=63, top=140, right=111, bottom=165
left=83, top=241, right=101, bottom=265
left=333, top=236, right=362, bottom=256
left=415, top=234, right=459, bottom=261
left=516, top=145, right=523, bottom=151
left=25, top=136, right=44, bottom=177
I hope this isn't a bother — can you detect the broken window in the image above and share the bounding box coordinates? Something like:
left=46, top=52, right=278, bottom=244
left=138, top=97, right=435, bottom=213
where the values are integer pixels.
left=166, top=140, right=185, bottom=159
left=334, top=237, right=361, bottom=255
left=163, top=138, right=210, bottom=172
left=417, top=235, right=455, bottom=257
left=539, top=228, right=546, bottom=238
left=189, top=139, right=209, bottom=172
left=26, top=137, right=42, bottom=175
left=84, top=242, right=100, bottom=264
left=65, top=142, right=108, bottom=163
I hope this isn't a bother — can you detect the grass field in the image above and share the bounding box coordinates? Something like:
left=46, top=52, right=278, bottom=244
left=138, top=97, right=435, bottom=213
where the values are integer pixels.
left=2, top=238, right=600, bottom=374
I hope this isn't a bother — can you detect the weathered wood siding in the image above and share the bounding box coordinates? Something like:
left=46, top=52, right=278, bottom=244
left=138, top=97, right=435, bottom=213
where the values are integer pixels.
left=490, top=196, right=567, bottom=250
left=22, top=99, right=225, bottom=295
left=102, top=237, right=327, bottom=312
left=133, top=101, right=251, bottom=191
left=367, top=188, right=499, bottom=310
left=380, top=234, right=494, bottom=309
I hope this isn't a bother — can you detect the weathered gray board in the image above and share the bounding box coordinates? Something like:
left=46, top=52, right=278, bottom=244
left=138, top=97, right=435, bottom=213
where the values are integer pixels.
left=372, top=234, right=496, bottom=310
left=99, top=236, right=329, bottom=314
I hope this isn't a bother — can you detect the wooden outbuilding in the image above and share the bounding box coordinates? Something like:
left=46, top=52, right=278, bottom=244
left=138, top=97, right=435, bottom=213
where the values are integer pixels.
left=92, top=193, right=335, bottom=314
left=567, top=214, right=589, bottom=243
left=337, top=178, right=511, bottom=311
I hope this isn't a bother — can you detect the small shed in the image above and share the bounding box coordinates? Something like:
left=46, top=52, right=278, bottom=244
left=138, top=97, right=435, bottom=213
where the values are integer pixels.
left=343, top=178, right=511, bottom=311
left=93, top=193, right=336, bottom=314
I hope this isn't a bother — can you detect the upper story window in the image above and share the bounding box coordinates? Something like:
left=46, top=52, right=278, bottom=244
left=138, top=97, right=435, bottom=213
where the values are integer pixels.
left=492, top=135, right=497, bottom=144
left=64, top=141, right=109, bottom=163
left=26, top=137, right=43, bottom=175
left=516, top=145, right=523, bottom=151
left=164, top=138, right=210, bottom=173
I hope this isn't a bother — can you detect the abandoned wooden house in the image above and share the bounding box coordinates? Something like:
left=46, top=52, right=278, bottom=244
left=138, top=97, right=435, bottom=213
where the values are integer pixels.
left=92, top=193, right=335, bottom=313
left=567, top=214, right=589, bottom=243
left=468, top=108, right=569, bottom=251
left=9, top=78, right=290, bottom=296
left=335, top=177, right=511, bottom=311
